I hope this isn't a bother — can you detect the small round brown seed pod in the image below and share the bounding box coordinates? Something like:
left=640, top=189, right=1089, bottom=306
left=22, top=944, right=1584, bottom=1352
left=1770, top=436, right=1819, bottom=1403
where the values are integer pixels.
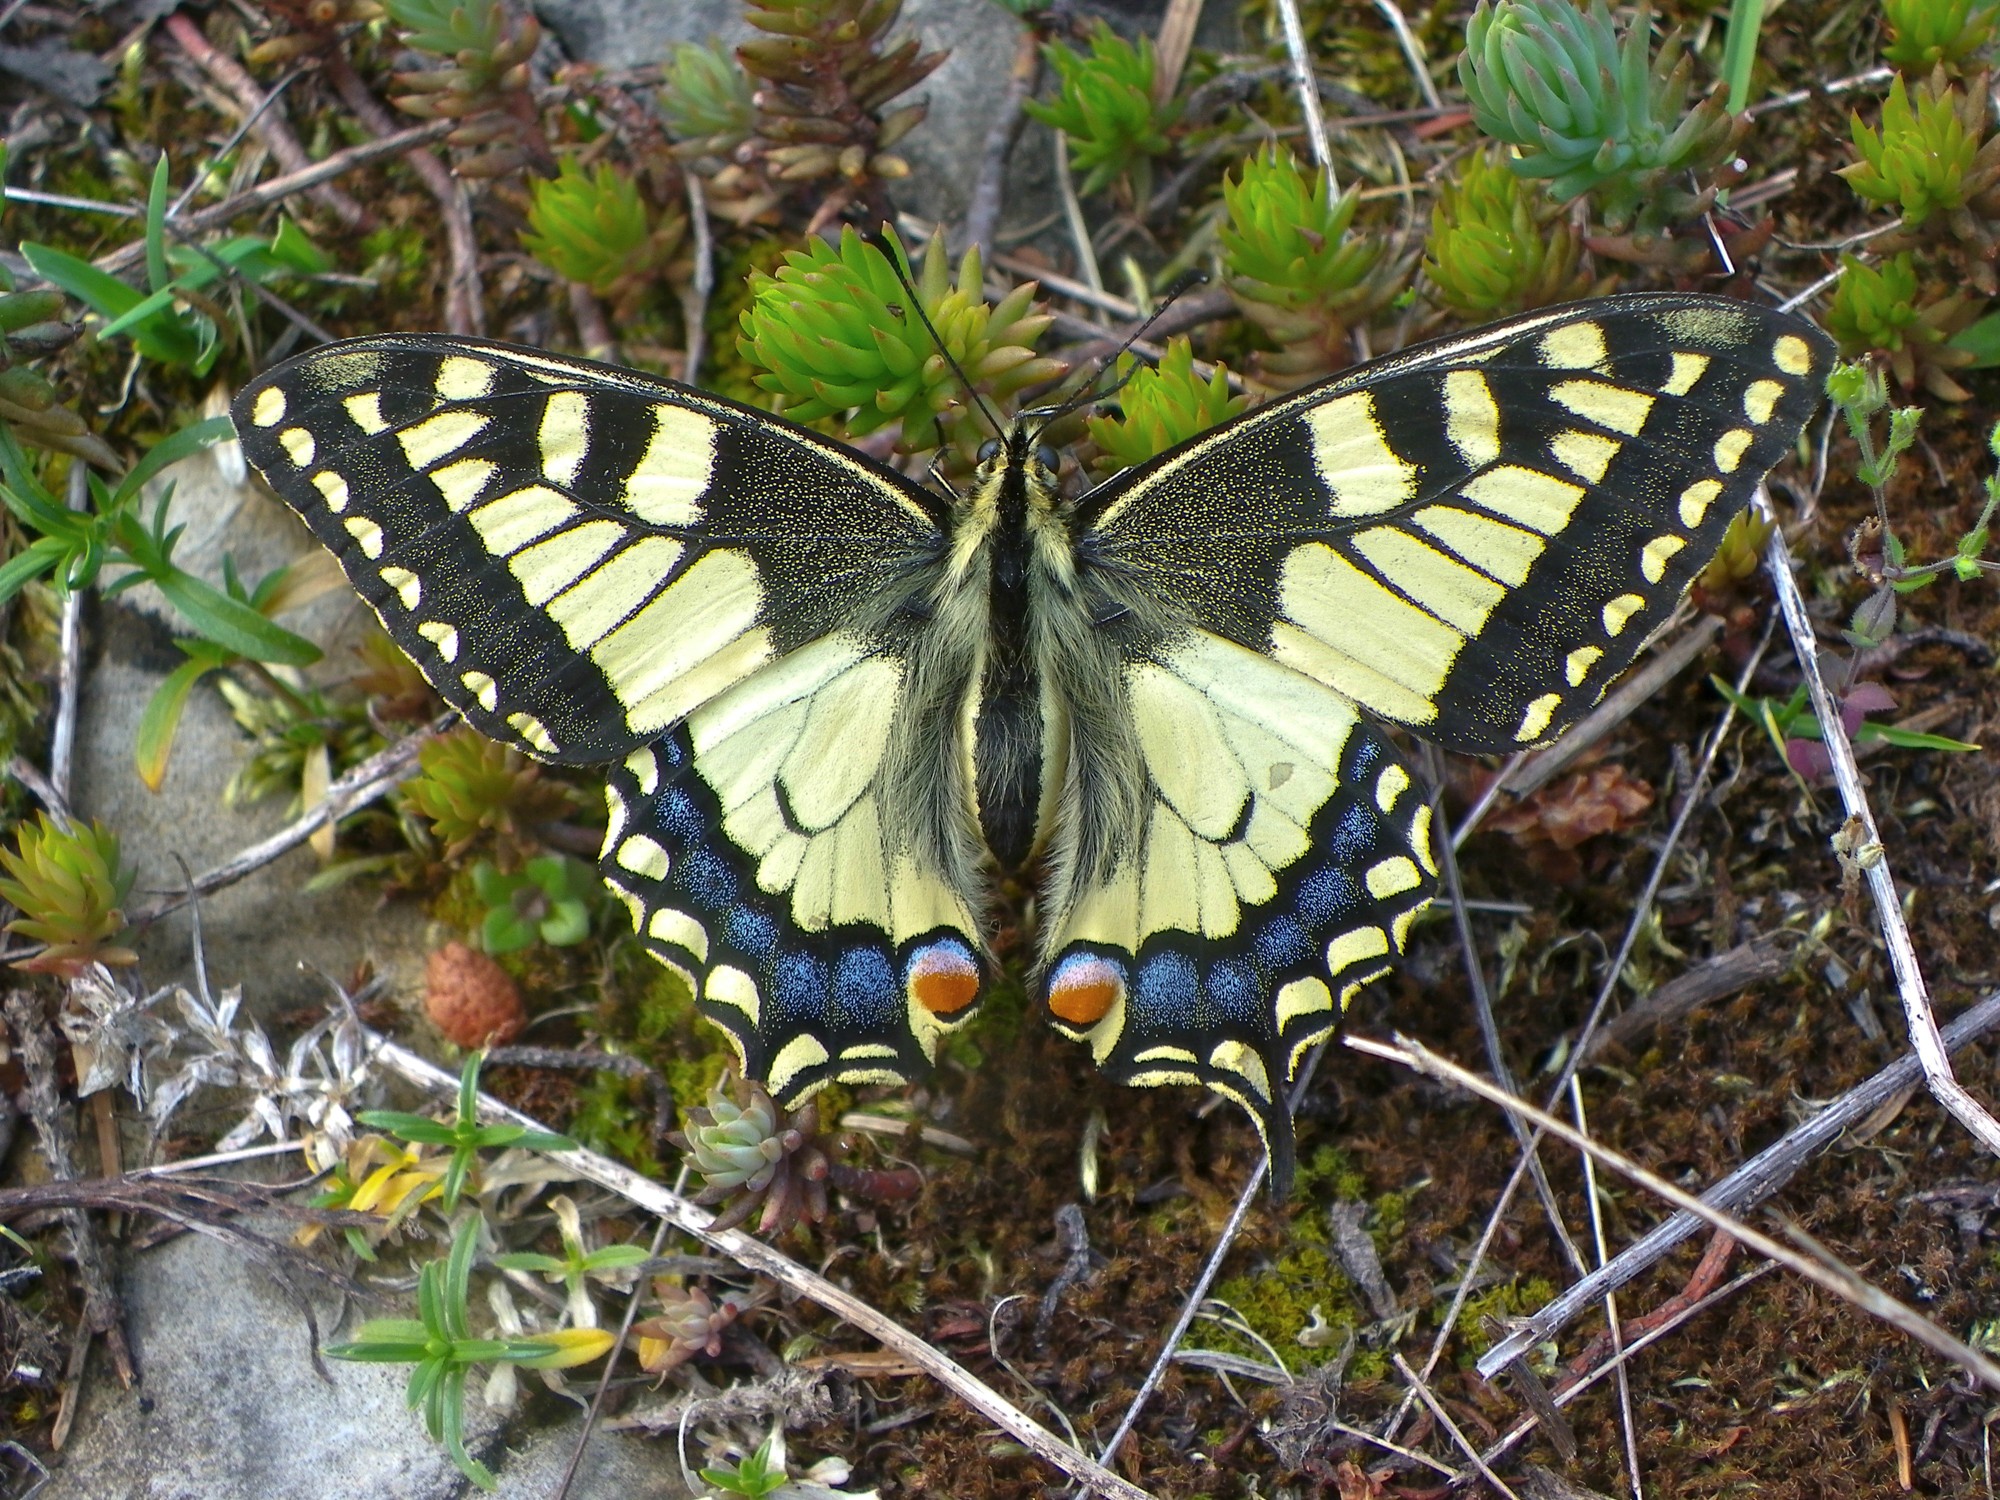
left=424, top=941, right=525, bottom=1048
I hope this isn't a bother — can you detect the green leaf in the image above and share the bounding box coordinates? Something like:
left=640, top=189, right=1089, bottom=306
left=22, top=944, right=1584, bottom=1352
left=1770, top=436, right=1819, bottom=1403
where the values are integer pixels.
left=145, top=567, right=319, bottom=664
left=134, top=647, right=230, bottom=791
left=0, top=534, right=68, bottom=606
left=145, top=155, right=173, bottom=296
left=1950, top=310, right=2000, bottom=368
left=20, top=243, right=146, bottom=318
left=111, top=415, right=235, bottom=510
left=1853, top=723, right=1982, bottom=752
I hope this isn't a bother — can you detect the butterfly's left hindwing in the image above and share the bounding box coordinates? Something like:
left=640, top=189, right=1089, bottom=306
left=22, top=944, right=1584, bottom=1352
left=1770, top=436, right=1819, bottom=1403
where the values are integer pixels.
left=233, top=336, right=944, bottom=764
left=1040, top=631, right=1435, bottom=1184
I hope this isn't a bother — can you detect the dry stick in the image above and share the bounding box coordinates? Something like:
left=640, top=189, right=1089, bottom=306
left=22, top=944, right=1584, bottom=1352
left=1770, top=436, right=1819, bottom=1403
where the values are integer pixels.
left=1085, top=1047, right=1325, bottom=1482
left=125, top=718, right=441, bottom=925
left=1371, top=0, right=1444, bottom=110
left=48, top=462, right=86, bottom=808
left=3, top=989, right=133, bottom=1441
left=323, top=54, right=484, bottom=337
left=1477, top=1264, right=1777, bottom=1473
left=162, top=11, right=367, bottom=229
left=1395, top=620, right=1775, bottom=1436
left=1761, top=525, right=2000, bottom=1156
left=1391, top=1353, right=1523, bottom=1500
left=1478, top=985, right=2000, bottom=1377
left=1051, top=131, right=1103, bottom=300
left=364, top=1037, right=1151, bottom=1500
left=2, top=755, right=72, bottom=825
left=680, top=173, right=713, bottom=389
left=1571, top=1078, right=1643, bottom=1500
left=568, top=282, right=615, bottom=363
left=1152, top=0, right=1204, bottom=108
left=1352, top=1032, right=2000, bottom=1393
left=1273, top=0, right=1336, bottom=189
left=91, top=123, right=456, bottom=280
left=960, top=26, right=1038, bottom=261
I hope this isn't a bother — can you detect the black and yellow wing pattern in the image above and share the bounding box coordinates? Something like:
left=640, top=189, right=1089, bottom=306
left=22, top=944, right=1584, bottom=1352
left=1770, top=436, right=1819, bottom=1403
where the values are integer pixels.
left=233, top=294, right=1831, bottom=1191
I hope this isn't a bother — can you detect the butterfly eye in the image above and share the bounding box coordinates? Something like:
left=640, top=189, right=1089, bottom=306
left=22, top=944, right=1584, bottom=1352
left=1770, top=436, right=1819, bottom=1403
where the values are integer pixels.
left=1034, top=444, right=1060, bottom=473
left=977, top=439, right=1002, bottom=463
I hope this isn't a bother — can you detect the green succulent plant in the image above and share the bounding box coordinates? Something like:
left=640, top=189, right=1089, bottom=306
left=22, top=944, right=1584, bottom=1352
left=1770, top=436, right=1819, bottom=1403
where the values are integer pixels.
left=671, top=1073, right=829, bottom=1236
left=521, top=160, right=687, bottom=319
left=1084, top=338, right=1247, bottom=476
left=1826, top=252, right=1983, bottom=401
left=383, top=0, right=548, bottom=178
left=659, top=40, right=756, bottom=165
left=1458, top=0, right=1741, bottom=233
left=1881, top=0, right=2000, bottom=75
left=401, top=728, right=574, bottom=863
left=633, top=1279, right=742, bottom=1373
left=1422, top=148, right=1593, bottom=318
left=737, top=226, right=1063, bottom=457
left=1025, top=21, right=1180, bottom=202
left=0, top=814, right=136, bottom=975
left=470, top=855, right=596, bottom=954
left=714, top=0, right=944, bottom=228
left=1220, top=147, right=1399, bottom=386
left=1841, top=69, right=2000, bottom=291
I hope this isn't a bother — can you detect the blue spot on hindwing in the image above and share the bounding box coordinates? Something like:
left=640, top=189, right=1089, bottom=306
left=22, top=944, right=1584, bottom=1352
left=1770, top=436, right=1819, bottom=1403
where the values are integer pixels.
left=834, top=946, right=896, bottom=1027
left=1133, top=950, right=1199, bottom=1025
left=770, top=950, right=827, bottom=1021
left=725, top=906, right=777, bottom=958
left=1206, top=957, right=1261, bottom=1025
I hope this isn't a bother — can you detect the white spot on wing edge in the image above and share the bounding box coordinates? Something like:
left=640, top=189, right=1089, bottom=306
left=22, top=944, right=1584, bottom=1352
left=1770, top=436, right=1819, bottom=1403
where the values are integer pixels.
left=768, top=1032, right=830, bottom=1098
left=1601, top=592, right=1645, bottom=636
left=343, top=516, right=384, bottom=559
left=1514, top=691, right=1562, bottom=742
left=459, top=669, right=499, bottom=712
left=250, top=386, right=286, bottom=426
left=1640, top=534, right=1687, bottom=582
left=417, top=621, right=459, bottom=661
left=704, top=963, right=761, bottom=1029
left=379, top=566, right=421, bottom=610
left=344, top=392, right=386, bottom=434
left=616, top=834, right=670, bottom=880
left=1678, top=479, right=1723, bottom=528
left=1713, top=428, right=1754, bottom=473
left=311, top=470, right=350, bottom=514
left=1327, top=925, right=1389, bottom=978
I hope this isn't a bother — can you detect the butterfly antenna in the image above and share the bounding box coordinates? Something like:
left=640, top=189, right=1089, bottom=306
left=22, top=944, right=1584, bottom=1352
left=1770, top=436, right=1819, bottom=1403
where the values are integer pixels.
left=1035, top=269, right=1211, bottom=434
left=873, top=226, right=1006, bottom=440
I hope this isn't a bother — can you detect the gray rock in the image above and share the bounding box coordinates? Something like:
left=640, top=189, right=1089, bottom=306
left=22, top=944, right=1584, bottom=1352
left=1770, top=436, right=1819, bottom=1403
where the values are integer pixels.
left=41, top=1224, right=690, bottom=1499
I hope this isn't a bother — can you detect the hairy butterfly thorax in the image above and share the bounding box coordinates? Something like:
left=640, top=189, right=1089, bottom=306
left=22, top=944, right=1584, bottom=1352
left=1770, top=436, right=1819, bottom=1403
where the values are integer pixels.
left=233, top=293, right=1833, bottom=1195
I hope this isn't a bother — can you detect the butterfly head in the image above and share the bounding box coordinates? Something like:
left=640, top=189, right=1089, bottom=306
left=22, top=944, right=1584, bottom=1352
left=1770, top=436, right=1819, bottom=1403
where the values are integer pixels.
left=973, top=426, right=1062, bottom=490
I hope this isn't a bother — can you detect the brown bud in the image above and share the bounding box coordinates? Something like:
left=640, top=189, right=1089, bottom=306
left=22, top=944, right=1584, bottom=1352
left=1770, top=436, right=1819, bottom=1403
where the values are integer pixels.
left=425, top=941, right=525, bottom=1047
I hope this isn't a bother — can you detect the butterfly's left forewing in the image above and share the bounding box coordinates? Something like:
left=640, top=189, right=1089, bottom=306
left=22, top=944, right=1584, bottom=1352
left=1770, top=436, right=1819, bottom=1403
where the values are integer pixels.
left=1078, top=295, right=1834, bottom=754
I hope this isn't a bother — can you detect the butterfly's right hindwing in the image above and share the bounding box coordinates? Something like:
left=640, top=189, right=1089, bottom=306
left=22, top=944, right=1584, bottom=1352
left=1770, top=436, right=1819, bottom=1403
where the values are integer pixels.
left=599, top=633, right=989, bottom=1101
left=233, top=335, right=944, bottom=764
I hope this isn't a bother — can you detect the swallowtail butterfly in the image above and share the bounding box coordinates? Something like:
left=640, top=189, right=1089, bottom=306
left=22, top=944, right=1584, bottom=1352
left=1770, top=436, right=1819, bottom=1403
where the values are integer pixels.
left=232, top=293, right=1831, bottom=1192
